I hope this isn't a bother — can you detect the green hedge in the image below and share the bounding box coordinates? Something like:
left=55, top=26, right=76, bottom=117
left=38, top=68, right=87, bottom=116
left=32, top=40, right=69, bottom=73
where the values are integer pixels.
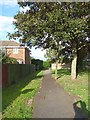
left=31, top=59, right=43, bottom=70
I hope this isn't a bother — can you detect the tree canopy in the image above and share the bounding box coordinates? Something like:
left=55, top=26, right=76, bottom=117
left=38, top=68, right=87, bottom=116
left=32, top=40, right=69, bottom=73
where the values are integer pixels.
left=8, top=2, right=90, bottom=79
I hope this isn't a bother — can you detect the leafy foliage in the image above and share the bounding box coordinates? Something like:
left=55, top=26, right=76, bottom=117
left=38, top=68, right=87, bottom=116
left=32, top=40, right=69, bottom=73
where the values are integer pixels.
left=44, top=48, right=57, bottom=62
left=2, top=57, right=19, bottom=64
left=8, top=2, right=89, bottom=48
left=43, top=60, right=50, bottom=69
left=31, top=59, right=43, bottom=70
left=8, top=2, right=90, bottom=78
left=0, top=49, right=19, bottom=64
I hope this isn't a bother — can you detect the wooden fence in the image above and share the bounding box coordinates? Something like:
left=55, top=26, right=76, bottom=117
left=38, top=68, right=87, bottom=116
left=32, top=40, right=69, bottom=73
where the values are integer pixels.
left=0, top=64, right=2, bottom=87
left=1, top=64, right=35, bottom=87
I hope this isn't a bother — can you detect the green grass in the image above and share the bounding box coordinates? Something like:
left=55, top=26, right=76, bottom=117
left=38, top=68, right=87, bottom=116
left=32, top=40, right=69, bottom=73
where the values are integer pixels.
left=0, top=86, right=2, bottom=112
left=2, top=70, right=43, bottom=119
left=51, top=68, right=89, bottom=116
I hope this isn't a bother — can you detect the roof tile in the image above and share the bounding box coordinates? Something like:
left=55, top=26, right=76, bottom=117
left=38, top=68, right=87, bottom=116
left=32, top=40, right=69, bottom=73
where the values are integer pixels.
left=0, top=40, right=21, bottom=46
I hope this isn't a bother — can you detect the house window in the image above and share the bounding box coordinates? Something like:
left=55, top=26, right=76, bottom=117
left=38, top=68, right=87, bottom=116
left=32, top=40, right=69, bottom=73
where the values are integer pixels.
left=13, top=48, right=18, bottom=54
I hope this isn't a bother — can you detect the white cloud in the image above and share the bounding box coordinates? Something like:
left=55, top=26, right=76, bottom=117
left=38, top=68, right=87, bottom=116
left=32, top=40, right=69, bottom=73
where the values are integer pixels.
left=31, top=47, right=47, bottom=61
left=0, top=16, right=15, bottom=40
left=20, top=6, right=30, bottom=13
left=0, top=0, right=17, bottom=6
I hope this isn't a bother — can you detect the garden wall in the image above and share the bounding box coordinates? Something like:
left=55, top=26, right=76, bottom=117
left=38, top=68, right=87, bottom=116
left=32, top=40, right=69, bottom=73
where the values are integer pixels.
left=1, top=64, right=35, bottom=86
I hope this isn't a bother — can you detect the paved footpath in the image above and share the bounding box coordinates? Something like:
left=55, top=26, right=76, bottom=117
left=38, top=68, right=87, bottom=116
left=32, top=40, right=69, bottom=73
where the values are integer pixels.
left=32, top=70, right=87, bottom=118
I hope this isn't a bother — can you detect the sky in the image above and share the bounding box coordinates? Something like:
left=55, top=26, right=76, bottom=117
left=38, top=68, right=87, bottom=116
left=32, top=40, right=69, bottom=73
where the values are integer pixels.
left=0, top=0, right=46, bottom=61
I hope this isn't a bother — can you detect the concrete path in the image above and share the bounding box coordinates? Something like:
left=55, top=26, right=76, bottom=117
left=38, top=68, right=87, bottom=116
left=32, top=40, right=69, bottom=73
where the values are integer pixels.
left=32, top=70, right=87, bottom=118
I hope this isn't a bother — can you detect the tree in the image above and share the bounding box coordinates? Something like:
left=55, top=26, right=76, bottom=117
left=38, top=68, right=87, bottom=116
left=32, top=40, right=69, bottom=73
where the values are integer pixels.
left=43, top=60, right=50, bottom=69
left=8, top=2, right=90, bottom=79
left=0, top=49, right=3, bottom=63
left=2, top=57, right=19, bottom=64
left=0, top=49, right=19, bottom=64
left=44, top=48, right=58, bottom=63
left=31, top=58, right=43, bottom=70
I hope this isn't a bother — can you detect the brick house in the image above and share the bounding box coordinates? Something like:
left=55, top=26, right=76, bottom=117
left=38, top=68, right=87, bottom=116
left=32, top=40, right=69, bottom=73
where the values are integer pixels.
left=0, top=40, right=30, bottom=64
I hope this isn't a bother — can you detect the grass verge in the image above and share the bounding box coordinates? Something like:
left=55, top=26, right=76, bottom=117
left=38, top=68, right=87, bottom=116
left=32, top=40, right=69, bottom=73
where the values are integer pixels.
left=51, top=68, right=89, bottom=117
left=2, top=70, right=43, bottom=119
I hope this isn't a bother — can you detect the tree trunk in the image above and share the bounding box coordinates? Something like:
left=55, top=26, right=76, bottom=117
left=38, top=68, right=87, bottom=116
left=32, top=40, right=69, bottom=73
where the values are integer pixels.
left=71, top=49, right=77, bottom=80
left=55, top=60, right=58, bottom=79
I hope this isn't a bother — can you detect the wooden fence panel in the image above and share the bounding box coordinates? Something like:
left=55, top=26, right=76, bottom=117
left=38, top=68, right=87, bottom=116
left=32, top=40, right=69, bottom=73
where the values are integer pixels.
left=0, top=64, right=2, bottom=86
left=2, top=64, right=35, bottom=87
left=2, top=64, right=8, bottom=86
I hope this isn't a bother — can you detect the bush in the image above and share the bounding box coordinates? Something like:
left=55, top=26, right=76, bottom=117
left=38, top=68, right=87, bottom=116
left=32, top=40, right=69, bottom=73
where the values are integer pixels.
left=43, top=61, right=50, bottom=68
left=31, top=59, right=43, bottom=70
left=2, top=57, right=19, bottom=64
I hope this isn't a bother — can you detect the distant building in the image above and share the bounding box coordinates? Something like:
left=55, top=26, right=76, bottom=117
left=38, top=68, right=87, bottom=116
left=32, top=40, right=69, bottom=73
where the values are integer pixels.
left=0, top=40, right=30, bottom=64
left=51, top=63, right=70, bottom=70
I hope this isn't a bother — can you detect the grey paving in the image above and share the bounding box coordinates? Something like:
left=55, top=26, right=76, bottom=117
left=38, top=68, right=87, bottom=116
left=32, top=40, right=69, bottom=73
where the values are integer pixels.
left=32, top=70, right=87, bottom=118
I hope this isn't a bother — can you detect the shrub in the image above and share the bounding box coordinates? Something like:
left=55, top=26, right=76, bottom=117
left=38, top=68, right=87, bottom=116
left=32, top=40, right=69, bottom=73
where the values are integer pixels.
left=31, top=59, right=43, bottom=70
left=2, top=56, right=19, bottom=64
left=43, top=61, right=50, bottom=68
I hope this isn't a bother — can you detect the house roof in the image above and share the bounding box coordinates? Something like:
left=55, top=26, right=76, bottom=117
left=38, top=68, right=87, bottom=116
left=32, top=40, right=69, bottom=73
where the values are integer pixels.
left=0, top=40, right=31, bottom=52
left=0, top=40, right=21, bottom=46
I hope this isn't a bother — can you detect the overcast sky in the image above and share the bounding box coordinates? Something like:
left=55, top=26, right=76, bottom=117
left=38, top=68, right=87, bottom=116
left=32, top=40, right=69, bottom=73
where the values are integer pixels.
left=0, top=0, right=46, bottom=61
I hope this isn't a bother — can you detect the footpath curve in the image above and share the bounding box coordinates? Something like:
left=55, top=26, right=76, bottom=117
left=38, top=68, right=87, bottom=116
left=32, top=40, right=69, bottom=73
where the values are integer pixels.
left=32, top=70, right=87, bottom=118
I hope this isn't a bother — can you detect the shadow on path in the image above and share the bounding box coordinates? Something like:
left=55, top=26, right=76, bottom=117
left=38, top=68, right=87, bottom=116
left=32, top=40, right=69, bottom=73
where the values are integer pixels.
left=73, top=100, right=89, bottom=119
